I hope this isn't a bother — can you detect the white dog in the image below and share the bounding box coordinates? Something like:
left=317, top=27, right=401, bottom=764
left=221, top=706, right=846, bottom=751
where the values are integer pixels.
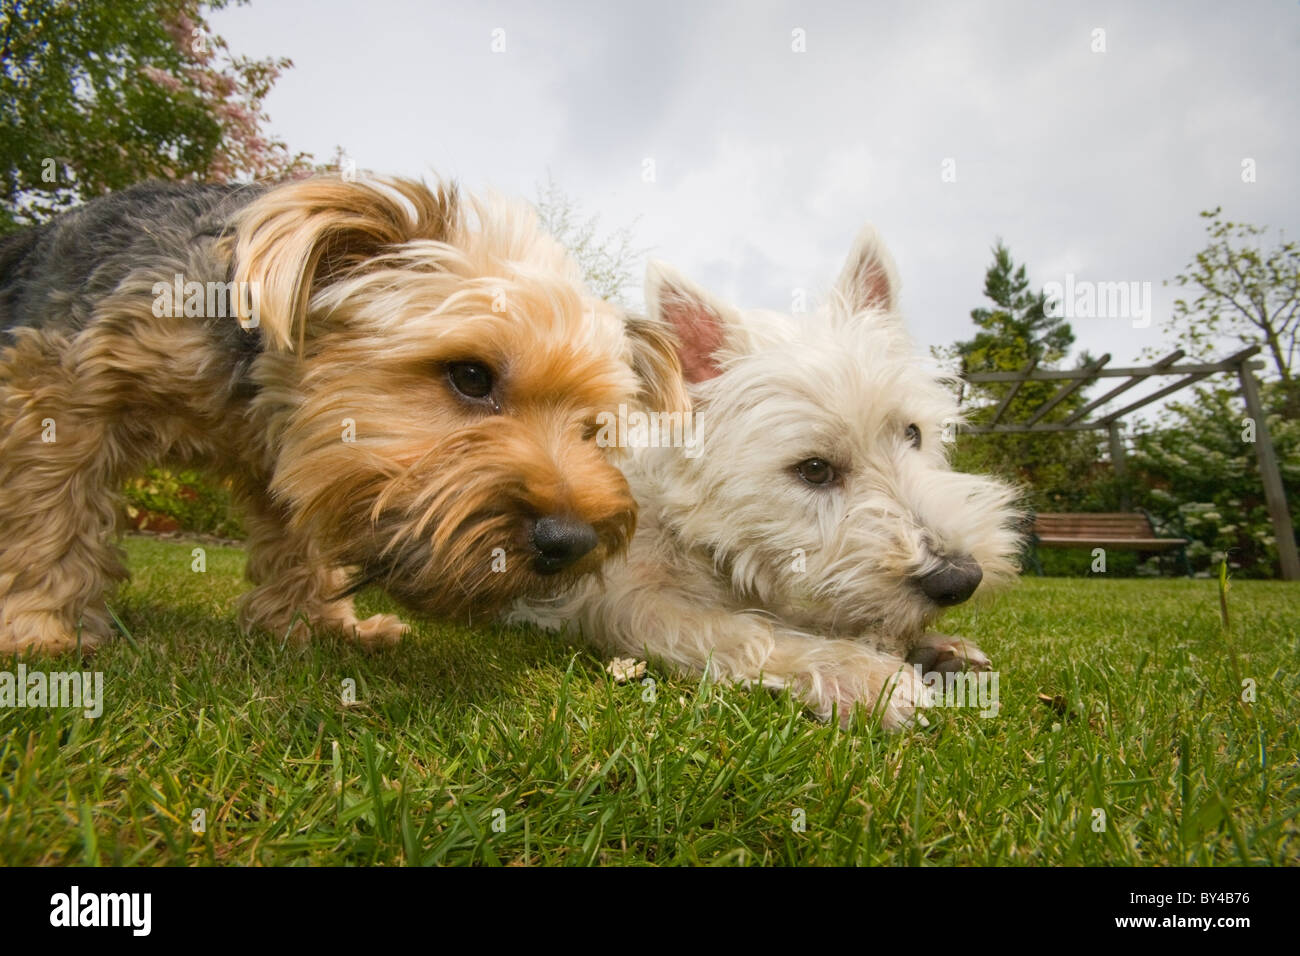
left=518, top=226, right=1022, bottom=728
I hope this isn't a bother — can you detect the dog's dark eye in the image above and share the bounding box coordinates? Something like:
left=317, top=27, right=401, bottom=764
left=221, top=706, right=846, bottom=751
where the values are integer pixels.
left=447, top=362, right=495, bottom=400
left=795, top=457, right=837, bottom=487
left=905, top=424, right=921, bottom=449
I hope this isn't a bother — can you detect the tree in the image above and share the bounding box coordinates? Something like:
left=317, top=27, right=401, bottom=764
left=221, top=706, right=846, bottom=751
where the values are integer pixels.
left=1166, top=208, right=1300, bottom=415
left=948, top=242, right=1103, bottom=509
left=533, top=174, right=644, bottom=305
left=960, top=241, right=1076, bottom=380
left=0, top=0, right=311, bottom=232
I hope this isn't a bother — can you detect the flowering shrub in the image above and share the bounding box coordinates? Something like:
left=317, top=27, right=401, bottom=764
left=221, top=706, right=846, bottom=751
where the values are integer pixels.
left=1130, top=383, right=1298, bottom=577
left=122, top=468, right=245, bottom=539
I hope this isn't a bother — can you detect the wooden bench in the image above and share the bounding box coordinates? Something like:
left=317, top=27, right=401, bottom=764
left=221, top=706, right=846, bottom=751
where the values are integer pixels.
left=1027, top=512, right=1190, bottom=575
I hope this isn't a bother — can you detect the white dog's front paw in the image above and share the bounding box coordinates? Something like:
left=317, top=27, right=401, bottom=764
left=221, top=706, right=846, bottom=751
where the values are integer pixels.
left=814, top=659, right=931, bottom=731
left=907, top=633, right=992, bottom=674
left=873, top=664, right=932, bottom=730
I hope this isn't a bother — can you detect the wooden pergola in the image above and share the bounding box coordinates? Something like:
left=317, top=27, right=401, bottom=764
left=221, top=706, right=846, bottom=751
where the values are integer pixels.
left=961, top=345, right=1299, bottom=580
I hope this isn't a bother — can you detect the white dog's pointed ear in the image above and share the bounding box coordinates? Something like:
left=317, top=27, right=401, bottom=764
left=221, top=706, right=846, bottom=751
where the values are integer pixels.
left=646, top=260, right=742, bottom=383
left=834, top=224, right=901, bottom=316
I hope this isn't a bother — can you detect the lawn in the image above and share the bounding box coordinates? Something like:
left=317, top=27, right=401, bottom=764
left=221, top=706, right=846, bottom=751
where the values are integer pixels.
left=1, top=535, right=1297, bottom=866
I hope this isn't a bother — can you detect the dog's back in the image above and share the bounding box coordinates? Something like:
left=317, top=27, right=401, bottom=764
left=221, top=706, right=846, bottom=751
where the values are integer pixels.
left=0, top=181, right=263, bottom=338
left=0, top=224, right=48, bottom=334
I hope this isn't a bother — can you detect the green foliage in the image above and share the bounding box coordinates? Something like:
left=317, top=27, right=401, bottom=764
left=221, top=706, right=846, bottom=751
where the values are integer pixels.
left=1164, top=208, right=1300, bottom=415
left=947, top=241, right=1101, bottom=509
left=0, top=0, right=310, bottom=231
left=1130, top=382, right=1299, bottom=578
left=1037, top=547, right=1141, bottom=578
left=962, top=241, right=1076, bottom=374
left=122, top=467, right=245, bottom=539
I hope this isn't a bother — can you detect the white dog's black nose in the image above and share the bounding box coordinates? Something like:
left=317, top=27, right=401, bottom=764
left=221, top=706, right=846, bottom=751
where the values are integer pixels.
left=915, top=554, right=983, bottom=606
left=531, top=516, right=599, bottom=574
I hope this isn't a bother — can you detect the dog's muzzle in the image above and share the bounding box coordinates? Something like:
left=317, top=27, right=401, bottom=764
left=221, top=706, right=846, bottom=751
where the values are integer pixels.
left=530, top=515, right=600, bottom=575
left=913, top=554, right=983, bottom=606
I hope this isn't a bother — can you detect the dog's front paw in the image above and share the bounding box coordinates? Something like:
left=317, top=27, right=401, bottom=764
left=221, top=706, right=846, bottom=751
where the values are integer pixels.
left=349, top=613, right=408, bottom=650
left=0, top=606, right=112, bottom=655
left=238, top=590, right=407, bottom=650
left=907, top=633, right=992, bottom=674
left=816, top=659, right=931, bottom=731
left=865, top=664, right=931, bottom=731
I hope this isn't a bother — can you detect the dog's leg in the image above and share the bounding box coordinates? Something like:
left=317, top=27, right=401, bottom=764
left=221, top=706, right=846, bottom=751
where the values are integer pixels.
left=580, top=577, right=928, bottom=729
left=906, top=632, right=993, bottom=674
left=236, top=488, right=407, bottom=649
left=0, top=334, right=124, bottom=654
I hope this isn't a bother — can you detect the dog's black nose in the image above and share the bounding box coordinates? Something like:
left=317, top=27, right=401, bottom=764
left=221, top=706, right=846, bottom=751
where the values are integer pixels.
left=530, top=516, right=599, bottom=574
left=914, top=554, right=983, bottom=606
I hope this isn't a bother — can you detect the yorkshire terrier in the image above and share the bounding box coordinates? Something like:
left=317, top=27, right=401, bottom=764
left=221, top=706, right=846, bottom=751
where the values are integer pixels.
left=0, top=175, right=685, bottom=653
left=517, top=226, right=1022, bottom=728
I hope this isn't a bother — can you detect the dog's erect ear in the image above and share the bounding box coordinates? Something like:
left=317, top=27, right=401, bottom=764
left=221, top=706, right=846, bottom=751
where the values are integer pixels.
left=624, top=314, right=692, bottom=414
left=232, top=176, right=460, bottom=351
left=645, top=260, right=744, bottom=384
left=834, top=224, right=901, bottom=316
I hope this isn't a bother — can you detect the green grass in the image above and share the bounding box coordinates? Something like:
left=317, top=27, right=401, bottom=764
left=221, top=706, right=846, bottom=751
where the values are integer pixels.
left=1, top=535, right=1297, bottom=866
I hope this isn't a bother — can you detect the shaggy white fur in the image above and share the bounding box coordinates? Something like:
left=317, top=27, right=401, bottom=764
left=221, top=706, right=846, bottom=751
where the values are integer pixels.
left=516, top=226, right=1023, bottom=728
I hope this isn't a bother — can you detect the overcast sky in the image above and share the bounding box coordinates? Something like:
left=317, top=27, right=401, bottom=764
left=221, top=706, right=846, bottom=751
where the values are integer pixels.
left=214, top=0, right=1299, bottom=417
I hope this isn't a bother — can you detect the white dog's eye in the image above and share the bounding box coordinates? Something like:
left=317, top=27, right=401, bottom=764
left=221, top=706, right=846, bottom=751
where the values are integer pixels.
left=905, top=423, right=921, bottom=449
left=795, top=457, right=837, bottom=487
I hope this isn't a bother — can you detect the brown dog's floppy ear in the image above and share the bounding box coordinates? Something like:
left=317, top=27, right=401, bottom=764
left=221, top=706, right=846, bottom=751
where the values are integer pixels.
left=625, top=313, right=691, bottom=416
left=231, top=176, right=459, bottom=351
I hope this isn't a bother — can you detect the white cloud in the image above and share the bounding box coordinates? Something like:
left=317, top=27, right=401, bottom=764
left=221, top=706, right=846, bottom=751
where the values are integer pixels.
left=213, top=0, right=1299, bottom=421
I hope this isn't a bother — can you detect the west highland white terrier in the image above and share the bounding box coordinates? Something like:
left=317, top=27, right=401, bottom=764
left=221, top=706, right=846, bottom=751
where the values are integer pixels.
left=518, top=225, right=1022, bottom=728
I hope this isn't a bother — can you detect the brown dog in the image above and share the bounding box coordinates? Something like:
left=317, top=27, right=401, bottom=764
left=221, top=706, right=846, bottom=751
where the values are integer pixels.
left=0, top=175, right=685, bottom=653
